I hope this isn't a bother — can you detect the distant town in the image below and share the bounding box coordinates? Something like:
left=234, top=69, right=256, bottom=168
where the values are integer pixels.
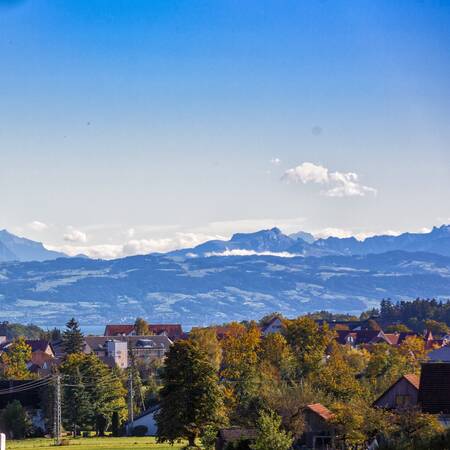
left=1, top=298, right=450, bottom=449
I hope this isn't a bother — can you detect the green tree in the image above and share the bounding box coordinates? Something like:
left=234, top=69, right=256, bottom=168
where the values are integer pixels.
left=251, top=409, right=293, bottom=450
left=385, top=324, right=412, bottom=333
left=0, top=337, right=33, bottom=380
left=62, top=318, right=84, bottom=355
left=134, top=317, right=149, bottom=335
left=423, top=319, right=449, bottom=337
left=284, top=317, right=334, bottom=378
left=60, top=353, right=127, bottom=435
left=1, top=400, right=32, bottom=439
left=189, top=327, right=222, bottom=371
left=156, top=340, right=225, bottom=447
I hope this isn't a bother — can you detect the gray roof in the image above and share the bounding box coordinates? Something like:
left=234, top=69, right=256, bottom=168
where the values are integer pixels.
left=84, top=335, right=172, bottom=352
left=428, top=346, right=450, bottom=362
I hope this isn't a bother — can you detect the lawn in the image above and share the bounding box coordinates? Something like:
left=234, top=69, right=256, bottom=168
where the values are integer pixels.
left=7, top=437, right=187, bottom=450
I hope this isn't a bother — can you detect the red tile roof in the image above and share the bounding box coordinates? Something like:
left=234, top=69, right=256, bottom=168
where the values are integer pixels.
left=148, top=324, right=183, bottom=339
left=104, top=325, right=135, bottom=336
left=404, top=373, right=420, bottom=390
left=305, top=403, right=334, bottom=421
left=104, top=323, right=183, bottom=340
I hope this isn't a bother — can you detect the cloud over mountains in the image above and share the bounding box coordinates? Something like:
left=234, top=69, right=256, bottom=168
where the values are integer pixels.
left=283, top=162, right=377, bottom=197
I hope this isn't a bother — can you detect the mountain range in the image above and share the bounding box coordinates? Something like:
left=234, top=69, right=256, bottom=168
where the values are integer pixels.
left=0, top=230, right=66, bottom=263
left=0, top=225, right=449, bottom=327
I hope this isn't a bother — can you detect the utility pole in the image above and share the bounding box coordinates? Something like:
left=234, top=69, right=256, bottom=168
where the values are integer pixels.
left=54, top=374, right=62, bottom=446
left=128, top=369, right=134, bottom=434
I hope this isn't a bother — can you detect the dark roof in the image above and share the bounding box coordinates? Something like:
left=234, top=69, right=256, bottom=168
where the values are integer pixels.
left=218, top=428, right=258, bottom=442
left=85, top=335, right=172, bottom=352
left=305, top=403, right=334, bottom=421
left=419, top=362, right=450, bottom=414
left=335, top=330, right=389, bottom=346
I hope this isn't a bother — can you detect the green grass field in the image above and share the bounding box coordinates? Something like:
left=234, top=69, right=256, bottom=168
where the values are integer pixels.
left=7, top=437, right=187, bottom=450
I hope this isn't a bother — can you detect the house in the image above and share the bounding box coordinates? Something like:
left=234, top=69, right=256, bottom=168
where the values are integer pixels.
left=104, top=323, right=184, bottom=341
left=215, top=427, right=258, bottom=450
left=0, top=340, right=57, bottom=377
left=335, top=330, right=391, bottom=347
left=261, top=317, right=285, bottom=336
left=418, top=362, right=450, bottom=415
left=373, top=374, right=420, bottom=410
left=126, top=405, right=159, bottom=436
left=299, top=403, right=336, bottom=450
left=302, top=403, right=336, bottom=448
left=84, top=335, right=172, bottom=368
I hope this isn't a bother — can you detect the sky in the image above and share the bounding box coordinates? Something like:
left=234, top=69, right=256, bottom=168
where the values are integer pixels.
left=1, top=0, right=450, bottom=258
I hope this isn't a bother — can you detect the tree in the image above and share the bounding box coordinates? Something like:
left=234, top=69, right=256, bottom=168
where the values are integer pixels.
left=314, top=342, right=362, bottom=402
left=385, top=324, right=412, bottom=333
left=134, top=317, right=149, bottom=335
left=60, top=353, right=127, bottom=435
left=189, top=327, right=222, bottom=371
left=156, top=340, right=225, bottom=447
left=259, top=333, right=295, bottom=377
left=284, top=317, right=334, bottom=378
left=0, top=337, right=33, bottom=380
left=251, top=409, right=293, bottom=450
left=378, top=408, right=443, bottom=450
left=221, top=323, right=261, bottom=425
left=331, top=401, right=366, bottom=448
left=62, top=318, right=84, bottom=355
left=423, top=319, right=449, bottom=337
left=1, top=400, right=32, bottom=439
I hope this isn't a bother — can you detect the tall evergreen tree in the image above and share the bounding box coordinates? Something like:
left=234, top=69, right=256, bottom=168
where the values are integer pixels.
left=62, top=318, right=84, bottom=355
left=156, top=341, right=225, bottom=447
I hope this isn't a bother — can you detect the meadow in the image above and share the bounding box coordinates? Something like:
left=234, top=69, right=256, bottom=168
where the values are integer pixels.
left=7, top=437, right=187, bottom=450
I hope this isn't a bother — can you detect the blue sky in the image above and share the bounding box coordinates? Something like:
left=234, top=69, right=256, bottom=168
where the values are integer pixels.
left=1, top=0, right=449, bottom=258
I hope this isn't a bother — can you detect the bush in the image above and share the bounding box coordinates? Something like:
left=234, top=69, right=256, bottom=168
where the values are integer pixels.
left=132, top=425, right=148, bottom=436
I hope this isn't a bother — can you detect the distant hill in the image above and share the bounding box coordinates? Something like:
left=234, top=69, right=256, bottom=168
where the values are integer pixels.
left=0, top=225, right=449, bottom=327
left=169, top=225, right=450, bottom=258
left=0, top=230, right=66, bottom=262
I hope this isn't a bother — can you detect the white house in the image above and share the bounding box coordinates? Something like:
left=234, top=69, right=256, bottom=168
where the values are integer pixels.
left=126, top=405, right=160, bottom=436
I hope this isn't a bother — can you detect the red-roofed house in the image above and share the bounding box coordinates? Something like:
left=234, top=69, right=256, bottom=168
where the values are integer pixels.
left=104, top=324, right=183, bottom=341
left=299, top=403, right=336, bottom=449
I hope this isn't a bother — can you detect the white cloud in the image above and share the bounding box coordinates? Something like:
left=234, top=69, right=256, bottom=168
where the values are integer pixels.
left=64, top=226, right=87, bottom=243
left=283, top=162, right=377, bottom=197
left=28, top=221, right=48, bottom=232
left=270, top=157, right=281, bottom=166
left=50, top=231, right=224, bottom=260
left=205, top=249, right=299, bottom=258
